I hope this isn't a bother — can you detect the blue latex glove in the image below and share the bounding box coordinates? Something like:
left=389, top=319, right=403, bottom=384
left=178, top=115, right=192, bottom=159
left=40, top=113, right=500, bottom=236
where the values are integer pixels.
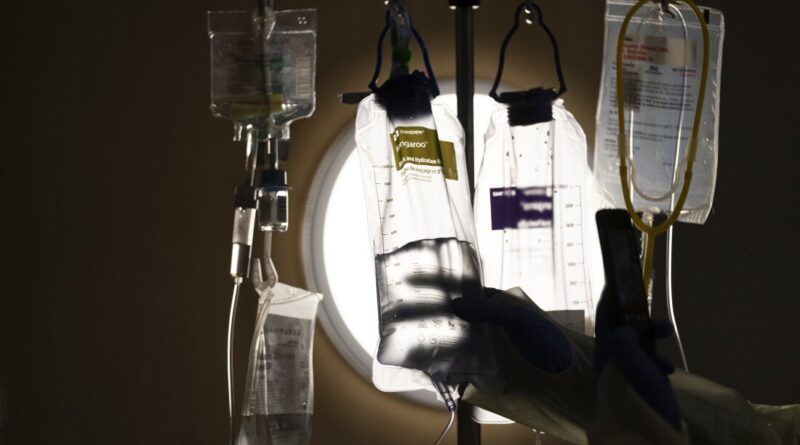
left=451, top=288, right=573, bottom=374
left=594, top=291, right=682, bottom=431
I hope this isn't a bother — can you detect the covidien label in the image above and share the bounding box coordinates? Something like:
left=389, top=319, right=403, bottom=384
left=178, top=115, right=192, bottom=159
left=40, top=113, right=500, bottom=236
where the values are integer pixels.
left=390, top=127, right=458, bottom=180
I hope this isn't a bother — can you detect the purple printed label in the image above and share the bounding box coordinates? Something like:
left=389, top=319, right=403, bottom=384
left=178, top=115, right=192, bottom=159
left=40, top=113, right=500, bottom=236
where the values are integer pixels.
left=490, top=187, right=553, bottom=230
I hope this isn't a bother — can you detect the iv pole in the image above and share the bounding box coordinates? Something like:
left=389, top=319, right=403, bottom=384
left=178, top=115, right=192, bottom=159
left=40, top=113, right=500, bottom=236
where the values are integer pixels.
left=449, top=1, right=481, bottom=444
left=451, top=0, right=479, bottom=200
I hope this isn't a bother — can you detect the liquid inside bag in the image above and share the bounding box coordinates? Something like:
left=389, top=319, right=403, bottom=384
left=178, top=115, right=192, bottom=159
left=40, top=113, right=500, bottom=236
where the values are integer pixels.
left=208, top=9, right=317, bottom=138
left=375, top=238, right=485, bottom=377
left=237, top=283, right=322, bottom=445
left=355, top=73, right=496, bottom=391
left=475, top=99, right=603, bottom=335
left=593, top=0, right=724, bottom=224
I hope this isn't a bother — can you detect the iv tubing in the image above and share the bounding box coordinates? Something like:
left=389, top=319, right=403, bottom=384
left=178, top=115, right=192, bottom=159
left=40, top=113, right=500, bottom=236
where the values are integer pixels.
left=431, top=380, right=457, bottom=445
left=661, top=5, right=690, bottom=371
left=616, top=0, right=710, bottom=288
left=227, top=279, right=242, bottom=442
left=263, top=232, right=272, bottom=262
left=434, top=410, right=456, bottom=445
left=619, top=3, right=693, bottom=369
left=666, top=227, right=689, bottom=370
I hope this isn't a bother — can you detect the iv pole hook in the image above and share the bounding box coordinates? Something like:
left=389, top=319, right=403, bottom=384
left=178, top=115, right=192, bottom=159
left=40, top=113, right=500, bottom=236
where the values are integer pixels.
left=386, top=0, right=412, bottom=76
left=657, top=0, right=676, bottom=17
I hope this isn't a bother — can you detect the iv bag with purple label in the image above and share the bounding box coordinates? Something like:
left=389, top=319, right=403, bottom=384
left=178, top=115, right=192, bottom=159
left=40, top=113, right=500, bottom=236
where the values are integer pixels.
left=475, top=99, right=602, bottom=335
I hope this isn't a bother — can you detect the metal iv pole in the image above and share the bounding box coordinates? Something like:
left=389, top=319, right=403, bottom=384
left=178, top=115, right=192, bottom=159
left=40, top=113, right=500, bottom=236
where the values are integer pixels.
left=451, top=0, right=479, bottom=199
left=449, top=1, right=481, bottom=444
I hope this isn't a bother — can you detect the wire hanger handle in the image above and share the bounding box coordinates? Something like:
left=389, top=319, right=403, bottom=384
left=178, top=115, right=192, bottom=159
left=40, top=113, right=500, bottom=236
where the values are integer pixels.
left=489, top=1, right=566, bottom=100
left=368, top=9, right=440, bottom=96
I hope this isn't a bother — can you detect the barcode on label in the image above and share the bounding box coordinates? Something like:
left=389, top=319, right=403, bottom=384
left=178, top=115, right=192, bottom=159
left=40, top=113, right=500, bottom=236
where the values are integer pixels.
left=295, top=57, right=312, bottom=99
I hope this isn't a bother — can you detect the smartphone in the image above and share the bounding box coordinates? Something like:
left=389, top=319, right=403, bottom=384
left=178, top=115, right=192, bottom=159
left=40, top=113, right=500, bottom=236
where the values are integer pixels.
left=596, top=209, right=654, bottom=355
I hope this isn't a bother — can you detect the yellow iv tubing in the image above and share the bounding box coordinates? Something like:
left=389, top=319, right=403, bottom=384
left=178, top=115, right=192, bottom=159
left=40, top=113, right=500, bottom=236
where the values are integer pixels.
left=616, top=0, right=710, bottom=286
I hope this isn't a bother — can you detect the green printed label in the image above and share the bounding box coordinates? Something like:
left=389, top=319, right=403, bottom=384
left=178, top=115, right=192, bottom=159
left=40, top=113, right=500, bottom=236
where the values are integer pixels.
left=390, top=127, right=458, bottom=180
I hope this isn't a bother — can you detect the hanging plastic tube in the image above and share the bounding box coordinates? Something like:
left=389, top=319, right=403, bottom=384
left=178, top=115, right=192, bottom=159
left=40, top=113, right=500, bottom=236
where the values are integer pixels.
left=593, top=0, right=724, bottom=310
left=594, top=0, right=725, bottom=227
left=614, top=0, right=711, bottom=290
left=207, top=7, right=317, bottom=444
left=592, top=0, right=724, bottom=371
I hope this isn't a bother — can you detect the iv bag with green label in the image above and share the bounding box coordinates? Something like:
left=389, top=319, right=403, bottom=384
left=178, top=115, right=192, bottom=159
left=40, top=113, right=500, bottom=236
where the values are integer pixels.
left=355, top=73, right=496, bottom=394
left=208, top=8, right=316, bottom=139
left=594, top=0, right=724, bottom=224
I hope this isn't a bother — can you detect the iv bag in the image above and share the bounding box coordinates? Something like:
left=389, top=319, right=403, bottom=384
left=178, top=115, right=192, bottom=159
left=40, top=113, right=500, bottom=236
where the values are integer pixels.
left=355, top=74, right=496, bottom=394
left=237, top=283, right=322, bottom=445
left=475, top=99, right=601, bottom=336
left=594, top=0, right=724, bottom=224
left=208, top=9, right=317, bottom=138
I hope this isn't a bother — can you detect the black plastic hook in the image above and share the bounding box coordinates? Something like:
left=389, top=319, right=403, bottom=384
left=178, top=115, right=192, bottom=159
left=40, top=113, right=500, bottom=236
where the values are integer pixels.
left=368, top=8, right=439, bottom=96
left=489, top=1, right=567, bottom=100
left=524, top=0, right=536, bottom=17
left=387, top=0, right=412, bottom=76
left=651, top=1, right=711, bottom=25
left=656, top=0, right=676, bottom=19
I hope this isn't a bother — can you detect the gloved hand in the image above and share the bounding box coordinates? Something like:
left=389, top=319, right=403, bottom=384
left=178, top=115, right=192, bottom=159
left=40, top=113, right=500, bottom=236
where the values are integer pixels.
left=451, top=287, right=573, bottom=374
left=593, top=292, right=682, bottom=431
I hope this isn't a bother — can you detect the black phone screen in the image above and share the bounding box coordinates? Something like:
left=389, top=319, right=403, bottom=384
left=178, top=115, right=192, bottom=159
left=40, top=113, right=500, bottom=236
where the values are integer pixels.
left=596, top=209, right=654, bottom=354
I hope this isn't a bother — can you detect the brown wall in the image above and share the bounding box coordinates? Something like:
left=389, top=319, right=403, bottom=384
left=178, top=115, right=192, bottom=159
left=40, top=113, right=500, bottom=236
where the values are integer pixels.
left=1, top=0, right=798, bottom=444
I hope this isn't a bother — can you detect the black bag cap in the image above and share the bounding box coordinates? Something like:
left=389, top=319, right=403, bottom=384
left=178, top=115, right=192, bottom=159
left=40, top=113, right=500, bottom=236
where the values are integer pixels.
left=497, top=88, right=557, bottom=126
left=374, top=71, right=435, bottom=120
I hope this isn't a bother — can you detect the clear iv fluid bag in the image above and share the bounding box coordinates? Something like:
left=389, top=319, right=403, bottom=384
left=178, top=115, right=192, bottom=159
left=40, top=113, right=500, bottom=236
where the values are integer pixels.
left=237, top=283, right=321, bottom=445
left=356, top=92, right=495, bottom=391
left=594, top=0, right=724, bottom=224
left=208, top=9, right=317, bottom=138
left=475, top=100, right=601, bottom=334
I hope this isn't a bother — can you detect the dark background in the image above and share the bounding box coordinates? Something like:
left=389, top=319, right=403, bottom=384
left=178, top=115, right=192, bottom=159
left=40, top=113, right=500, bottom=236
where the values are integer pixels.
left=1, top=0, right=798, bottom=444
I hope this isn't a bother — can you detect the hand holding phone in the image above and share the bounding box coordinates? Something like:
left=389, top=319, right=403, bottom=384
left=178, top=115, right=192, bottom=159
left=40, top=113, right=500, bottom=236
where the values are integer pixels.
left=595, top=209, right=655, bottom=355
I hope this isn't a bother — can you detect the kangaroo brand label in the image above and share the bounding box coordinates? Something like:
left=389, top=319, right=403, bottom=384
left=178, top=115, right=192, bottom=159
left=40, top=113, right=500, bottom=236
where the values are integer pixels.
left=390, top=126, right=458, bottom=180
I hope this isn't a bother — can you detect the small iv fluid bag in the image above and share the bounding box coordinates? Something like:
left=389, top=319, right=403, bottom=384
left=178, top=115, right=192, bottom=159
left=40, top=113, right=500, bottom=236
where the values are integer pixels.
left=475, top=99, right=601, bottom=334
left=355, top=78, right=495, bottom=392
left=208, top=9, right=317, bottom=138
left=594, top=0, right=724, bottom=224
left=237, top=283, right=322, bottom=445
